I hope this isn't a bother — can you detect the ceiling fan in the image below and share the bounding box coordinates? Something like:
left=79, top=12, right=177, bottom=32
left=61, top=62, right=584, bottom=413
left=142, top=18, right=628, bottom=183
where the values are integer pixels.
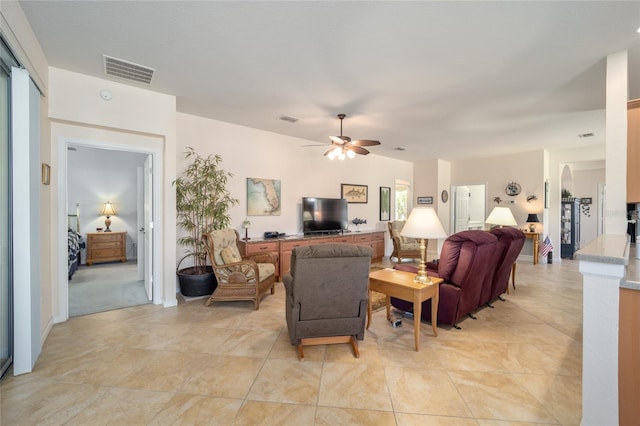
left=325, top=114, right=381, bottom=160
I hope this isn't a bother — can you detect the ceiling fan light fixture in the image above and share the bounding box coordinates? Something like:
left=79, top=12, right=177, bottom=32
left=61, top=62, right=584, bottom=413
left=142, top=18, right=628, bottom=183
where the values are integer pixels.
left=325, top=114, right=380, bottom=160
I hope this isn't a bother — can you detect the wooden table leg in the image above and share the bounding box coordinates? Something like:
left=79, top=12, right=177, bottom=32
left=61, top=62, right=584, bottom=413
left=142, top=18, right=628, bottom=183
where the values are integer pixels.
left=431, top=286, right=439, bottom=337
left=413, top=291, right=421, bottom=351
left=366, top=289, right=372, bottom=329
left=385, top=295, right=391, bottom=321
left=533, top=236, right=539, bottom=265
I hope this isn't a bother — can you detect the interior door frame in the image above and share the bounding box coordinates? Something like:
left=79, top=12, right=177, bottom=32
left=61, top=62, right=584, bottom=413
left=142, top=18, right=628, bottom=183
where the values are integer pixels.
left=55, top=132, right=163, bottom=322
left=451, top=183, right=487, bottom=232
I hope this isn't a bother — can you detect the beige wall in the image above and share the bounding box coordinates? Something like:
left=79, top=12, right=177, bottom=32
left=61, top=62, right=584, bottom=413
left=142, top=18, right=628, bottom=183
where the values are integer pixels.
left=177, top=113, right=414, bottom=257
left=452, top=150, right=546, bottom=227
left=48, top=68, right=178, bottom=310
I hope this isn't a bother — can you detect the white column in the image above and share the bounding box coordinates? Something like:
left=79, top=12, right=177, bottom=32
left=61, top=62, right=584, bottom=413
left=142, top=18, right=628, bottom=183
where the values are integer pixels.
left=577, top=235, right=628, bottom=425
left=605, top=50, right=628, bottom=234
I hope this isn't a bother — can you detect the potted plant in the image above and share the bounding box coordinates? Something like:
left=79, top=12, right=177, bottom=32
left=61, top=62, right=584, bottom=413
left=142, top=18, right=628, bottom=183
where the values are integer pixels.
left=174, top=147, right=239, bottom=297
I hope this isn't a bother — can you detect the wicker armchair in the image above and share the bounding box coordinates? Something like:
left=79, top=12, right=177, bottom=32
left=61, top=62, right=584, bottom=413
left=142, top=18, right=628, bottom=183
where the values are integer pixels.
left=202, top=229, right=276, bottom=309
left=388, top=221, right=422, bottom=262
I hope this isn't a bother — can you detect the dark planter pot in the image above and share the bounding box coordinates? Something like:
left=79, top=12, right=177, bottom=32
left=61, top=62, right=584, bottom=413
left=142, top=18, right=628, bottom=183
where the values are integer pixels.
left=177, top=266, right=217, bottom=297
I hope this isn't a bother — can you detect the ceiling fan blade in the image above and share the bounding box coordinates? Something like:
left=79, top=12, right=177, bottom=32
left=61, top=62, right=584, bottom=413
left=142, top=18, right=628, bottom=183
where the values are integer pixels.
left=324, top=147, right=338, bottom=156
left=330, top=136, right=348, bottom=144
left=351, top=139, right=380, bottom=147
left=349, top=146, right=370, bottom=155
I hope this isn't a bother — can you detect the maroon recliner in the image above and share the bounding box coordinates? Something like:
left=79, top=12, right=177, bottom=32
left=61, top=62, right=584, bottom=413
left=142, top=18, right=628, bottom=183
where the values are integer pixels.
left=483, top=227, right=525, bottom=305
left=391, top=230, right=500, bottom=328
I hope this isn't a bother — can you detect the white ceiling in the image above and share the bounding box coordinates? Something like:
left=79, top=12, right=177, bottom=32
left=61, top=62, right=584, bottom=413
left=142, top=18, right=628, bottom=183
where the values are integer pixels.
left=18, top=1, right=640, bottom=162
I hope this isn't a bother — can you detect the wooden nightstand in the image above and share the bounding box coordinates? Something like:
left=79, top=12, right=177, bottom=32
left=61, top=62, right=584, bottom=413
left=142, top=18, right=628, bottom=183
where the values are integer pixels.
left=86, top=231, right=127, bottom=265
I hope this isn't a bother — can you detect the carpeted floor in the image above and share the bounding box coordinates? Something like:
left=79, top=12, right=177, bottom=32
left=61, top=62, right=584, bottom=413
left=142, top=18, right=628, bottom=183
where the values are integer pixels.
left=68, top=261, right=150, bottom=317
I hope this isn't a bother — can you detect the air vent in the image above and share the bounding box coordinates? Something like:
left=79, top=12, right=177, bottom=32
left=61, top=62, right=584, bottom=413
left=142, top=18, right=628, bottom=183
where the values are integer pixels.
left=103, top=55, right=154, bottom=85
left=279, top=115, right=299, bottom=123
left=578, top=132, right=594, bottom=138
left=394, top=147, right=407, bottom=151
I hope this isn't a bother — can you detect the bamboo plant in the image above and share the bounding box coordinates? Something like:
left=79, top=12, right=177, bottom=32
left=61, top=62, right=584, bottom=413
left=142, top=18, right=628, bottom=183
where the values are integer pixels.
left=174, top=147, right=238, bottom=274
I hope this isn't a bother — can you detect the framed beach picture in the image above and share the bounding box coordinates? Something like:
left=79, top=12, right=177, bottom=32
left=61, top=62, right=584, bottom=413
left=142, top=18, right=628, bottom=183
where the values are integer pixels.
left=341, top=184, right=368, bottom=203
left=380, top=187, right=391, bottom=221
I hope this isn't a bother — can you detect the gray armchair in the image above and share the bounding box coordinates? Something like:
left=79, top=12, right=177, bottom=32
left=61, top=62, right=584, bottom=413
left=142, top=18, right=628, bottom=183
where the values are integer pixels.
left=283, top=244, right=372, bottom=360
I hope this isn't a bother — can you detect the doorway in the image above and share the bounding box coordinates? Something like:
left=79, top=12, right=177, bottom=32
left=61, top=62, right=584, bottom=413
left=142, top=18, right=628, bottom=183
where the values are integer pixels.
left=66, top=145, right=150, bottom=316
left=452, top=184, right=486, bottom=232
left=55, top=127, right=164, bottom=323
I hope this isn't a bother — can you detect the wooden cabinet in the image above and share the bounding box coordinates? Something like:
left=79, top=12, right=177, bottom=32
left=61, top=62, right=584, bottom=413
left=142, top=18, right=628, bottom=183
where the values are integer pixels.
left=280, top=239, right=311, bottom=276
left=627, top=100, right=640, bottom=202
left=238, top=239, right=280, bottom=279
left=353, top=232, right=385, bottom=260
left=278, top=231, right=385, bottom=277
left=86, top=231, right=127, bottom=265
left=619, top=287, right=640, bottom=425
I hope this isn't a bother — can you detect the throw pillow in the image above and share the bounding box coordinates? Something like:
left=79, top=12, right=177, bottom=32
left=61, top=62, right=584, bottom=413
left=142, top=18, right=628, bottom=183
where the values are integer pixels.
left=221, top=245, right=242, bottom=264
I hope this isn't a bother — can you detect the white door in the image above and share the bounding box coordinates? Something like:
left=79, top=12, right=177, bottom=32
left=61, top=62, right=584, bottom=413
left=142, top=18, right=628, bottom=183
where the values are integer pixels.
left=143, top=155, right=153, bottom=300
left=454, top=186, right=470, bottom=232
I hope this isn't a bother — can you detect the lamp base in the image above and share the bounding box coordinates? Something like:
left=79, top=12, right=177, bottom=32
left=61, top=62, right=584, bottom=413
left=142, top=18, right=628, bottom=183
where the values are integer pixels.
left=414, top=272, right=432, bottom=284
left=104, top=217, right=112, bottom=232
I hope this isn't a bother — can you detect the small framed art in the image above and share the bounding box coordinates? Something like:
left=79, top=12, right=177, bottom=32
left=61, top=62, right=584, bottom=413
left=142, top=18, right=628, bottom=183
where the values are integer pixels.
left=417, top=196, right=433, bottom=205
left=380, top=186, right=390, bottom=221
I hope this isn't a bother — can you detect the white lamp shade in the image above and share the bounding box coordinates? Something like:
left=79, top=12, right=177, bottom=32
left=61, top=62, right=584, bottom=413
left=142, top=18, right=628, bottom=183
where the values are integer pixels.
left=99, top=201, right=117, bottom=217
left=400, top=207, right=448, bottom=240
left=485, top=206, right=517, bottom=227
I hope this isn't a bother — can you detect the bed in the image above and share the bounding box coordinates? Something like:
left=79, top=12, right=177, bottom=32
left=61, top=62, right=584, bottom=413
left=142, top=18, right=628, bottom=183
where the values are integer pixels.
left=68, top=204, right=85, bottom=280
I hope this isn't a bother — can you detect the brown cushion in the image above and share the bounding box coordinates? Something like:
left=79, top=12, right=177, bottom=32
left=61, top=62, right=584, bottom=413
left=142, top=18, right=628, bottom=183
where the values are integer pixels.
left=221, top=245, right=242, bottom=264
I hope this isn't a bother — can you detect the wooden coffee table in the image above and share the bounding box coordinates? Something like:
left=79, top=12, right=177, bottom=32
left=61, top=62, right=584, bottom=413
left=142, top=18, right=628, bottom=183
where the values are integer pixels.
left=367, top=268, right=443, bottom=351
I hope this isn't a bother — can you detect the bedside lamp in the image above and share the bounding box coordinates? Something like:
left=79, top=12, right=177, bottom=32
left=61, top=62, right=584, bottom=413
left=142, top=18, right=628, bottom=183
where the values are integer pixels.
left=526, top=213, right=540, bottom=232
left=401, top=207, right=448, bottom=284
left=99, top=201, right=118, bottom=232
left=485, top=206, right=517, bottom=228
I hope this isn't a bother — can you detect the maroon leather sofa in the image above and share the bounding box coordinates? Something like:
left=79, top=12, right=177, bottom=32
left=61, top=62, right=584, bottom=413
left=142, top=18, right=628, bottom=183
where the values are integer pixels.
left=483, top=227, right=525, bottom=305
left=392, top=230, right=501, bottom=328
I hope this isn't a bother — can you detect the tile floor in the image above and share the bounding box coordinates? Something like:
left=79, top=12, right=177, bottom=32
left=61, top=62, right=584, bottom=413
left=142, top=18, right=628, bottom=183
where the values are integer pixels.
left=1, top=258, right=583, bottom=425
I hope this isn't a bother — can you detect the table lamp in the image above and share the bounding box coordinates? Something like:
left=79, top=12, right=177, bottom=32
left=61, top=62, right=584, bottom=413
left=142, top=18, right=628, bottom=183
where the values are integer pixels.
left=242, top=219, right=251, bottom=241
left=99, top=201, right=117, bottom=232
left=525, top=213, right=540, bottom=232
left=485, top=206, right=517, bottom=228
left=400, top=207, right=448, bottom=284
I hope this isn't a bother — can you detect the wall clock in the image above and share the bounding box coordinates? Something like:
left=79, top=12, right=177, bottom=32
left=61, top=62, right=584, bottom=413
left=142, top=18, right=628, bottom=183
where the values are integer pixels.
left=505, top=182, right=521, bottom=196
left=441, top=190, right=449, bottom=203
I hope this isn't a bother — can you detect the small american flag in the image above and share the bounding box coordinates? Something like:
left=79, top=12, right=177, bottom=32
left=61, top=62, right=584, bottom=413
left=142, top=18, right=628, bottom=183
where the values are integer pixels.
left=539, top=235, right=553, bottom=257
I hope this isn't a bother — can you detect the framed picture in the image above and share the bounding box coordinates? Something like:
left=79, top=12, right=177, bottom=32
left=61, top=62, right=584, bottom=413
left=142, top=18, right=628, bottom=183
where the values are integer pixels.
left=41, top=163, right=51, bottom=185
left=417, top=196, right=433, bottom=205
left=379, top=187, right=391, bottom=221
left=341, top=184, right=368, bottom=203
left=544, top=180, right=549, bottom=208
left=247, top=177, right=281, bottom=216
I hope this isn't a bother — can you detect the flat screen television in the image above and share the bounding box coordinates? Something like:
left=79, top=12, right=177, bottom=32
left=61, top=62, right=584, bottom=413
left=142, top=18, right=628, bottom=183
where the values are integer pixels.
left=302, top=197, right=348, bottom=234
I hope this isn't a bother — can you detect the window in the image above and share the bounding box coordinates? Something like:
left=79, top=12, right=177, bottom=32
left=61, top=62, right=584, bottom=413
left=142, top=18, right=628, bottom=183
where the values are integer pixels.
left=395, top=180, right=411, bottom=221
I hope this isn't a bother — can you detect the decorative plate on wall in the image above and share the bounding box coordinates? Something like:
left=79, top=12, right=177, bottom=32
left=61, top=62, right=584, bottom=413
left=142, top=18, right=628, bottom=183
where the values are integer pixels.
left=441, top=190, right=449, bottom=203
left=505, top=182, right=521, bottom=196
